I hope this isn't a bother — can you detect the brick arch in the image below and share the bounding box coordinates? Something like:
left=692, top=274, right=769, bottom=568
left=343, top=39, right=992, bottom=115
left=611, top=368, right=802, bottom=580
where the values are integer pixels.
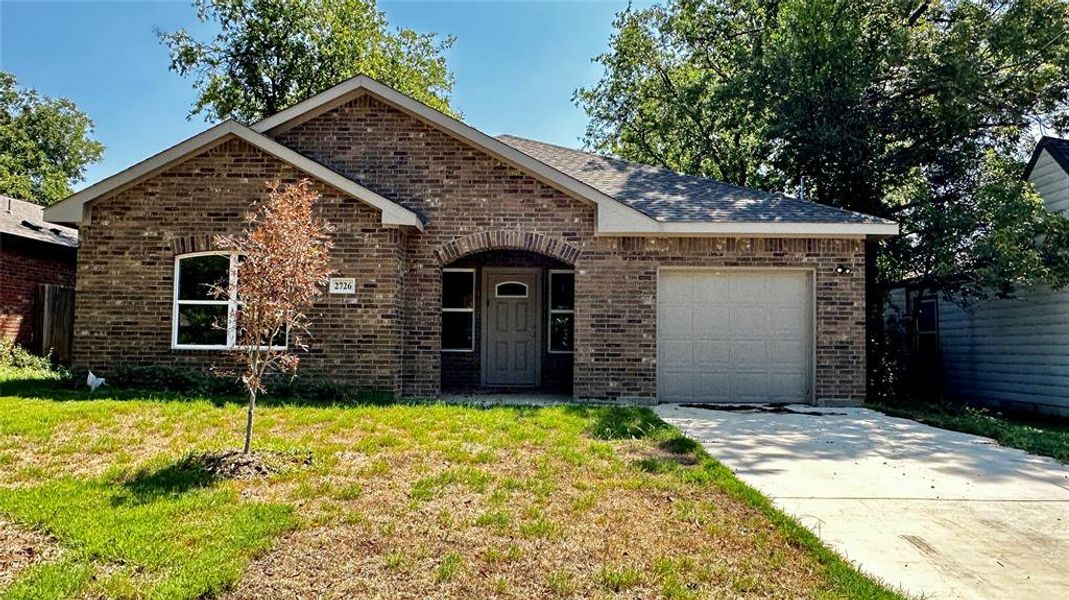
left=169, top=233, right=219, bottom=255
left=433, top=230, right=581, bottom=266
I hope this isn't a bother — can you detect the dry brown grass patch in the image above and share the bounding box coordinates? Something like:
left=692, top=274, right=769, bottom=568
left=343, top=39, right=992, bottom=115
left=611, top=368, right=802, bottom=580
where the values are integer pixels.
left=0, top=518, right=61, bottom=588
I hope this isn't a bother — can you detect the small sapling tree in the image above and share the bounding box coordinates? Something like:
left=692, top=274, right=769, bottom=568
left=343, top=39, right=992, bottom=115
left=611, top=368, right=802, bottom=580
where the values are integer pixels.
left=214, top=179, right=333, bottom=453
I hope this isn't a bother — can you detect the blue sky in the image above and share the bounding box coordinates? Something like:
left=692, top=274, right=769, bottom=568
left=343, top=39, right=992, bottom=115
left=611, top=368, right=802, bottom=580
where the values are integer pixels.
left=0, top=0, right=644, bottom=190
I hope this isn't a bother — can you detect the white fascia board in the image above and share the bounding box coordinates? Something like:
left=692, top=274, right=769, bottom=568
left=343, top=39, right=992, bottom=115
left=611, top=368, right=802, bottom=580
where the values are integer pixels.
left=595, top=219, right=900, bottom=237
left=251, top=75, right=660, bottom=229
left=44, top=120, right=423, bottom=230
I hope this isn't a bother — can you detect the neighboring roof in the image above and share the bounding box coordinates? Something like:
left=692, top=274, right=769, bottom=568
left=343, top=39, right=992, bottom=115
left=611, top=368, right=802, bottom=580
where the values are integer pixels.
left=1, top=195, right=78, bottom=248
left=498, top=135, right=894, bottom=227
left=43, top=121, right=423, bottom=230
left=1024, top=136, right=1069, bottom=180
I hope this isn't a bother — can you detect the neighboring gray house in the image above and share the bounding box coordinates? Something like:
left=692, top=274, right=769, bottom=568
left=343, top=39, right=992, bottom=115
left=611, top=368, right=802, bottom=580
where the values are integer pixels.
left=894, top=136, right=1069, bottom=417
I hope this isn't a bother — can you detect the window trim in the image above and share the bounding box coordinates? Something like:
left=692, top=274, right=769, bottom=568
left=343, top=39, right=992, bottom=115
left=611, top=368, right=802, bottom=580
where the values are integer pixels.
left=172, top=251, right=289, bottom=351
left=494, top=281, right=529, bottom=298
left=172, top=251, right=238, bottom=350
left=547, top=270, right=575, bottom=354
left=441, top=268, right=476, bottom=353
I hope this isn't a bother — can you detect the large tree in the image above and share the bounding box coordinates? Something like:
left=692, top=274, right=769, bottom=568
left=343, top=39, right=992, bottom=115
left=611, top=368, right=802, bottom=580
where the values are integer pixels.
left=160, top=0, right=457, bottom=122
left=578, top=0, right=1069, bottom=394
left=0, top=71, right=105, bottom=206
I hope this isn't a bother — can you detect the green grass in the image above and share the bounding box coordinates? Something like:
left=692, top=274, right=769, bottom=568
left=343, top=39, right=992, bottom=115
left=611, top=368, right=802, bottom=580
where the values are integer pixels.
left=872, top=401, right=1069, bottom=463
left=0, top=476, right=292, bottom=599
left=0, top=365, right=906, bottom=599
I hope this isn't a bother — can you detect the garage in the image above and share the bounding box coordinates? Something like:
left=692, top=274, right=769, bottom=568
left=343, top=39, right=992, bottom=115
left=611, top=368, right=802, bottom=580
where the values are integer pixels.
left=657, top=269, right=812, bottom=404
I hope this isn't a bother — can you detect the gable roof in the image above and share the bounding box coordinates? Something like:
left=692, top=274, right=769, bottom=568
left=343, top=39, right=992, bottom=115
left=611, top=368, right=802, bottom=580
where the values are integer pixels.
left=252, top=75, right=661, bottom=232
left=43, top=120, right=423, bottom=230
left=253, top=75, right=895, bottom=237
left=1, top=195, right=78, bottom=248
left=498, top=135, right=893, bottom=226
left=1024, top=135, right=1069, bottom=180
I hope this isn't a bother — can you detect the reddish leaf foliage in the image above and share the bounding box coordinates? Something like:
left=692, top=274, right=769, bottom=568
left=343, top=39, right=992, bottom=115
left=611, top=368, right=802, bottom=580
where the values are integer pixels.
left=215, top=179, right=334, bottom=394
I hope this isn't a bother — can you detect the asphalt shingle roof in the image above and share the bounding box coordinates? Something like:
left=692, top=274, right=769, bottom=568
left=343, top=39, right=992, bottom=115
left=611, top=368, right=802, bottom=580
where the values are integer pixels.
left=0, top=195, right=78, bottom=248
left=498, top=135, right=891, bottom=225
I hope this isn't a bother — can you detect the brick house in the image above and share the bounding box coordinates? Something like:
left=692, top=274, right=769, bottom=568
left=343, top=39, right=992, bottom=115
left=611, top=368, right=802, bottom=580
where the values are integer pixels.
left=1, top=195, right=78, bottom=349
left=45, top=76, right=896, bottom=404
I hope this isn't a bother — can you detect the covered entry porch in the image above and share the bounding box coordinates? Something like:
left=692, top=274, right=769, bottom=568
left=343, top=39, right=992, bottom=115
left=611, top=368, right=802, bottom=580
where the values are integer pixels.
left=440, top=249, right=575, bottom=395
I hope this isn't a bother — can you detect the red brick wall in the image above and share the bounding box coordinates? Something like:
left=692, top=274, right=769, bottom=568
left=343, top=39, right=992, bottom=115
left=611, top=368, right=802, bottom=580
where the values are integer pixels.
left=72, top=138, right=404, bottom=390
left=0, top=235, right=76, bottom=347
left=273, top=94, right=868, bottom=403
left=74, top=94, right=868, bottom=403
left=274, top=95, right=597, bottom=396
left=575, top=237, right=865, bottom=403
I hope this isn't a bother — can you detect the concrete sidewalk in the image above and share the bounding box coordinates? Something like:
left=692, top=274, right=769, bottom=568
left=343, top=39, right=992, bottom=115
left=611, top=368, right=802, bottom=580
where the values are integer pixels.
left=654, top=404, right=1069, bottom=599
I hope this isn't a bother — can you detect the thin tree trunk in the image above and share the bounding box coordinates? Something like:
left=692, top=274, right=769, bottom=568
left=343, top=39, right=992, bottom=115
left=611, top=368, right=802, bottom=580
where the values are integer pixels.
left=243, top=388, right=256, bottom=454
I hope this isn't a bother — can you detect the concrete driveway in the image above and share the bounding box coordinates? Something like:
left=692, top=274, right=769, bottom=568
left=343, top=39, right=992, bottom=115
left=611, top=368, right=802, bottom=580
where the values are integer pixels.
left=654, top=404, right=1069, bottom=599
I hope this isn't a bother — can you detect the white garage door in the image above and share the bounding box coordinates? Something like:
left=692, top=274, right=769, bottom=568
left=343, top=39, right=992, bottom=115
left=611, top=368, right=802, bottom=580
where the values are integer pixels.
left=657, top=270, right=811, bottom=404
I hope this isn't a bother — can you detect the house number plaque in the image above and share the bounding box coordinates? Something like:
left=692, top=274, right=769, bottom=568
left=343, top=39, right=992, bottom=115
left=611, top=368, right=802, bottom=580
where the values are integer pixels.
left=328, top=278, right=356, bottom=294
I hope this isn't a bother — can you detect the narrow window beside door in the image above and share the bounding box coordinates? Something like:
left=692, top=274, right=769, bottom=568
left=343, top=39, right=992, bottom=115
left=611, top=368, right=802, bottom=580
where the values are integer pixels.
left=442, top=269, right=475, bottom=352
left=548, top=271, right=574, bottom=353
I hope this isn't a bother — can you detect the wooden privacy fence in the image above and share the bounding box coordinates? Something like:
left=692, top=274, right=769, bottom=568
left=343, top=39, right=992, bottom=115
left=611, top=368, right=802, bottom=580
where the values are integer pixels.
left=34, top=284, right=74, bottom=364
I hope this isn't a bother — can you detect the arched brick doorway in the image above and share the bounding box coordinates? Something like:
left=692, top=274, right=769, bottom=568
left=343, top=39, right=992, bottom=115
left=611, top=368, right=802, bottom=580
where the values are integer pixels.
left=433, top=232, right=579, bottom=395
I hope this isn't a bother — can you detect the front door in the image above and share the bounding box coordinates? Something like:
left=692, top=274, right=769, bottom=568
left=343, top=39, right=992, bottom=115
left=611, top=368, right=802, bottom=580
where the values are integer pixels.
left=483, top=268, right=541, bottom=386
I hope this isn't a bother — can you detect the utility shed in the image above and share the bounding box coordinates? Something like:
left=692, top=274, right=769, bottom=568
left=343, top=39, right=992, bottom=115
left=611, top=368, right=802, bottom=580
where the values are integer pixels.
left=933, top=137, right=1069, bottom=417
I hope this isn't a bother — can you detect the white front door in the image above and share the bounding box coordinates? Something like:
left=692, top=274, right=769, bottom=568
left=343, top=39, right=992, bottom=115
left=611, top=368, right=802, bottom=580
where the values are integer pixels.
left=483, top=268, right=541, bottom=386
left=657, top=269, right=812, bottom=404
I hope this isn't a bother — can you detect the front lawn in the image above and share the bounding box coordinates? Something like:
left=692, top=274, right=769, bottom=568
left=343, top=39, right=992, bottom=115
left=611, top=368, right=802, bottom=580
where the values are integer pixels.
left=0, top=367, right=902, bottom=599
left=871, top=401, right=1069, bottom=464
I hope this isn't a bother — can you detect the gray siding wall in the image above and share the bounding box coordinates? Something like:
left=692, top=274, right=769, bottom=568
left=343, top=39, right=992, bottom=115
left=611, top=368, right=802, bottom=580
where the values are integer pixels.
left=937, top=149, right=1069, bottom=416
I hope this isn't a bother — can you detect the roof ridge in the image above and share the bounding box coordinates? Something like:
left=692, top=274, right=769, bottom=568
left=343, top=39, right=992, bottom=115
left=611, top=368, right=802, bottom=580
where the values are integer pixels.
left=498, top=134, right=888, bottom=220
left=498, top=133, right=672, bottom=173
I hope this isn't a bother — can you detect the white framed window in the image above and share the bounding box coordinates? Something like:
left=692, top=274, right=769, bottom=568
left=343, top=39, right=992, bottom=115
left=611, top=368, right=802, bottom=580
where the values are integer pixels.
left=495, top=281, right=528, bottom=298
left=172, top=252, right=289, bottom=350
left=173, top=252, right=238, bottom=349
left=548, top=270, right=574, bottom=353
left=442, top=268, right=475, bottom=352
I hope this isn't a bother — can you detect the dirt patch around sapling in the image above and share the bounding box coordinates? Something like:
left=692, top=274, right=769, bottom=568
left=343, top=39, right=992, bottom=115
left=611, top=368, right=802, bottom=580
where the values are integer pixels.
left=193, top=450, right=313, bottom=480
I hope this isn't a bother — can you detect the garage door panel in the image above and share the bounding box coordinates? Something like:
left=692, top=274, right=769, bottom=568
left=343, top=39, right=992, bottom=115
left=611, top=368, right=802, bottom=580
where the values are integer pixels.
left=694, top=340, right=729, bottom=367
left=658, top=270, right=811, bottom=404
left=660, top=305, right=693, bottom=337
left=696, top=372, right=732, bottom=395
left=692, top=277, right=731, bottom=301
left=729, top=306, right=770, bottom=336
left=769, top=340, right=804, bottom=363
left=770, top=310, right=804, bottom=335
left=769, top=373, right=805, bottom=397
left=693, top=307, right=730, bottom=337
left=662, top=340, right=695, bottom=367
left=765, top=275, right=804, bottom=297
left=730, top=340, right=768, bottom=368
left=732, top=373, right=769, bottom=400
left=729, top=275, right=769, bottom=297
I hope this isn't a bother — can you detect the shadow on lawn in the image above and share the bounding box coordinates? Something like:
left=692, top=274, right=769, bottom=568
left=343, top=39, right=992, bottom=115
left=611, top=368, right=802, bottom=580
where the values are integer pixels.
left=0, top=375, right=396, bottom=409
left=117, top=456, right=221, bottom=505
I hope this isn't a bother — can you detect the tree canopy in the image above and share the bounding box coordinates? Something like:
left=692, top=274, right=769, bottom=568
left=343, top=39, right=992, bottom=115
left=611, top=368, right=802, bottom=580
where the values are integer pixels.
left=0, top=71, right=105, bottom=206
left=159, top=0, right=457, bottom=123
left=577, top=0, right=1069, bottom=301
